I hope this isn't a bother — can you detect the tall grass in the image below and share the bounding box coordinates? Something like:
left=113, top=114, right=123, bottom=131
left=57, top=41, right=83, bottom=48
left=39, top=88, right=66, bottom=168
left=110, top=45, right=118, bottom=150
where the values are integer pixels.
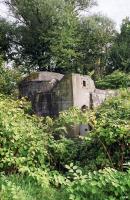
left=0, top=175, right=67, bottom=200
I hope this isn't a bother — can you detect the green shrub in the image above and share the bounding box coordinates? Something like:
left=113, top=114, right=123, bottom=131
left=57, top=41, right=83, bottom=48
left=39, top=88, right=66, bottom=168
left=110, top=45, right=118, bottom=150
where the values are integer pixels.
left=0, top=95, right=49, bottom=175
left=47, top=108, right=96, bottom=171
left=53, top=107, right=95, bottom=137
left=65, top=166, right=130, bottom=200
left=0, top=174, right=67, bottom=200
left=0, top=61, right=21, bottom=95
left=0, top=89, right=130, bottom=199
left=46, top=90, right=130, bottom=172
left=82, top=89, right=130, bottom=170
left=96, top=70, right=130, bottom=89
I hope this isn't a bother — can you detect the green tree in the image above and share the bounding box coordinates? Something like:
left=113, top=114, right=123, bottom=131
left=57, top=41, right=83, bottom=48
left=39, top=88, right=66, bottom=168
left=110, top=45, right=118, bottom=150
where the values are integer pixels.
left=0, top=57, right=21, bottom=95
left=3, top=0, right=97, bottom=73
left=66, top=0, right=97, bottom=10
left=78, top=14, right=116, bottom=78
left=0, top=18, right=12, bottom=60
left=109, top=17, right=130, bottom=73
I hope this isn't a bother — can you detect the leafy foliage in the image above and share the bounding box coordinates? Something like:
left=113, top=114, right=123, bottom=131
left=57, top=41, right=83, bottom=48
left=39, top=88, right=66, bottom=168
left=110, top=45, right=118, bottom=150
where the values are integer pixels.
left=0, top=18, right=13, bottom=60
left=4, top=0, right=82, bottom=73
left=0, top=86, right=130, bottom=199
left=0, top=174, right=67, bottom=200
left=78, top=14, right=116, bottom=77
left=110, top=17, right=130, bottom=73
left=96, top=70, right=130, bottom=89
left=0, top=60, right=21, bottom=95
left=65, top=166, right=130, bottom=200
left=83, top=90, right=130, bottom=170
left=53, top=107, right=95, bottom=136
left=2, top=0, right=117, bottom=76
left=0, top=95, right=49, bottom=174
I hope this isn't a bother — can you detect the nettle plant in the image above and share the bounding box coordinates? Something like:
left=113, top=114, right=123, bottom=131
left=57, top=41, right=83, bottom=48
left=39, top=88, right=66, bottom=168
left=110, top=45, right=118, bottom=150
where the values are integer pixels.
left=0, top=62, right=21, bottom=95
left=64, top=163, right=130, bottom=200
left=47, top=89, right=130, bottom=172
left=82, top=89, right=130, bottom=170
left=0, top=95, right=49, bottom=176
left=47, top=108, right=96, bottom=170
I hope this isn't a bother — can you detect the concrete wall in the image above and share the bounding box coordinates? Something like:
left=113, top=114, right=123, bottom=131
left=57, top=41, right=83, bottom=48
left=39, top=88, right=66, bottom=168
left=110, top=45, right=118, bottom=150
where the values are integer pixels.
left=32, top=92, right=53, bottom=116
left=91, top=89, right=118, bottom=108
left=51, top=75, right=73, bottom=115
left=31, top=75, right=73, bottom=116
left=68, top=124, right=92, bottom=138
left=19, top=72, right=119, bottom=118
left=19, top=71, right=64, bottom=100
left=19, top=81, right=54, bottom=99
left=19, top=72, right=64, bottom=116
left=72, top=74, right=95, bottom=109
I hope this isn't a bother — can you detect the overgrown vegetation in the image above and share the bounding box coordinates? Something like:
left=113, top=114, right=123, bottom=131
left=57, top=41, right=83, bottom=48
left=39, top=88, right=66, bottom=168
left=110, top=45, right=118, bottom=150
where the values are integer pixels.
left=0, top=57, right=21, bottom=95
left=0, top=0, right=116, bottom=77
left=96, top=70, right=130, bottom=89
left=0, top=174, right=67, bottom=200
left=0, top=0, right=130, bottom=199
left=0, top=89, right=130, bottom=199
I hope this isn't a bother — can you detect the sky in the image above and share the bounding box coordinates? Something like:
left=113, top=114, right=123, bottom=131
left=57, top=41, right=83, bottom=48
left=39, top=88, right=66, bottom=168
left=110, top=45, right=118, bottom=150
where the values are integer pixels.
left=0, top=1, right=8, bottom=19
left=0, top=0, right=130, bottom=30
left=91, top=0, right=130, bottom=30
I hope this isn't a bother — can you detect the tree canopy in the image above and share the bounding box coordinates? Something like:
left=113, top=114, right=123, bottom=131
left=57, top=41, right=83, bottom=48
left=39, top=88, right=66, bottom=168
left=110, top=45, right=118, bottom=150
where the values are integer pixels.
left=77, top=14, right=116, bottom=78
left=0, top=0, right=119, bottom=77
left=4, top=0, right=78, bottom=72
left=0, top=18, right=13, bottom=60
left=109, top=17, right=130, bottom=73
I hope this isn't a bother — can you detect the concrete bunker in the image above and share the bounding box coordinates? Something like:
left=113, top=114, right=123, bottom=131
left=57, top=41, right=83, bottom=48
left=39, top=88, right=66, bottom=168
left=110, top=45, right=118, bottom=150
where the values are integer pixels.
left=19, top=71, right=117, bottom=137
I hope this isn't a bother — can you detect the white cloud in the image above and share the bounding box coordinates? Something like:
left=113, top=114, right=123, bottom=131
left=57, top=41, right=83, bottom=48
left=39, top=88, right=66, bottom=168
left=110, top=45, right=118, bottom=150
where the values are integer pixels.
left=91, top=0, right=130, bottom=30
left=0, top=1, right=9, bottom=18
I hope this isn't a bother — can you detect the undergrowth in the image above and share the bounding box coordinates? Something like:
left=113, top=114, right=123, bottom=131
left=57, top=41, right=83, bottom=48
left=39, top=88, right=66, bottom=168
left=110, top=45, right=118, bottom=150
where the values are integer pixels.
left=0, top=89, right=130, bottom=199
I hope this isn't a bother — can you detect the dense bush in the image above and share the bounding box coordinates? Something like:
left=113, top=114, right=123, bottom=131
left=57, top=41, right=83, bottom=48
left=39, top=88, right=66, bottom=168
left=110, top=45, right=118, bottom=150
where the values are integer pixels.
left=96, top=70, right=130, bottom=89
left=0, top=174, right=67, bottom=200
left=47, top=108, right=96, bottom=171
left=65, top=166, right=130, bottom=200
left=0, top=95, right=49, bottom=175
left=0, top=60, right=21, bottom=95
left=50, top=90, right=130, bottom=172
left=0, top=89, right=130, bottom=199
left=52, top=107, right=95, bottom=137
left=81, top=90, right=130, bottom=170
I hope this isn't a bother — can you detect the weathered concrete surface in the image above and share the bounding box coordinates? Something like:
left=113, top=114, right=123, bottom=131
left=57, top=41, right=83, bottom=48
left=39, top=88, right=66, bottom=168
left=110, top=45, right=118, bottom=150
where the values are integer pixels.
left=80, top=124, right=91, bottom=136
left=32, top=74, right=73, bottom=116
left=51, top=75, right=73, bottom=115
left=19, top=71, right=118, bottom=117
left=32, top=92, right=53, bottom=116
left=72, top=74, right=95, bottom=109
left=19, top=72, right=64, bottom=116
left=19, top=72, right=64, bottom=99
left=68, top=124, right=92, bottom=137
left=19, top=71, right=121, bottom=137
left=68, top=124, right=80, bottom=138
left=92, top=89, right=118, bottom=108
left=22, top=71, right=64, bottom=82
